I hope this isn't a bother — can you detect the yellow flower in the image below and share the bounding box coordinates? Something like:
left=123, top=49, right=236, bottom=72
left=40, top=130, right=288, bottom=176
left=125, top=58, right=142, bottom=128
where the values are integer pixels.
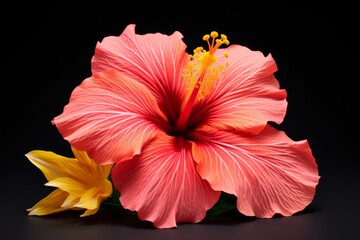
left=26, top=146, right=113, bottom=217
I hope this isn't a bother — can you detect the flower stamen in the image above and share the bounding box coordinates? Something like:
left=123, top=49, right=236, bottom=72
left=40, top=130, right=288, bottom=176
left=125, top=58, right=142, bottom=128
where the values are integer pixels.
left=176, top=31, right=230, bottom=132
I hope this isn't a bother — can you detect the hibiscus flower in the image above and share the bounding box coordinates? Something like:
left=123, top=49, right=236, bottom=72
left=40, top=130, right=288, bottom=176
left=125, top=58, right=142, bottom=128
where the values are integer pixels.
left=26, top=146, right=113, bottom=217
left=52, top=24, right=320, bottom=228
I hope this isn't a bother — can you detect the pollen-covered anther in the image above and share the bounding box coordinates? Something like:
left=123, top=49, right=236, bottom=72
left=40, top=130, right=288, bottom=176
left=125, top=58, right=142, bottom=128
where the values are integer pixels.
left=177, top=31, right=230, bottom=131
left=184, top=31, right=230, bottom=101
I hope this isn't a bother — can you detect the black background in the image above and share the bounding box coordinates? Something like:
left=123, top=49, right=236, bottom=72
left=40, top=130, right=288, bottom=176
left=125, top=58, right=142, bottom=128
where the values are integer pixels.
left=2, top=2, right=359, bottom=240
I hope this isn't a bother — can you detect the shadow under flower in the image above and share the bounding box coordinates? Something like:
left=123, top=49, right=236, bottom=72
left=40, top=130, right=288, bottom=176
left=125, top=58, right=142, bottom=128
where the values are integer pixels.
left=26, top=204, right=320, bottom=230
left=201, top=204, right=320, bottom=226
left=201, top=209, right=256, bottom=226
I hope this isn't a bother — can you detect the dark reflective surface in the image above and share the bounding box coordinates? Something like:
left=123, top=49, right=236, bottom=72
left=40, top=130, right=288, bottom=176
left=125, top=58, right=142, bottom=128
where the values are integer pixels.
left=3, top=155, right=358, bottom=240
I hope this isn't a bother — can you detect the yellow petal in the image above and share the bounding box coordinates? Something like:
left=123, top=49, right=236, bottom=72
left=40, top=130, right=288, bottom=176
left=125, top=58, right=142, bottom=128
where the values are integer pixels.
left=80, top=208, right=99, bottom=217
left=25, top=150, right=78, bottom=181
left=45, top=177, right=88, bottom=196
left=27, top=189, right=70, bottom=216
left=75, top=181, right=112, bottom=210
left=71, top=147, right=113, bottom=184
left=26, top=146, right=113, bottom=217
left=61, top=194, right=80, bottom=208
left=75, top=188, right=101, bottom=210
left=71, top=146, right=96, bottom=169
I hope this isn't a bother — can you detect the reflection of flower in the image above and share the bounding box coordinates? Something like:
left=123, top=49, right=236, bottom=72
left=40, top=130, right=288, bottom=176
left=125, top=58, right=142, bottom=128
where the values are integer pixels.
left=26, top=146, right=113, bottom=217
left=52, top=24, right=320, bottom=228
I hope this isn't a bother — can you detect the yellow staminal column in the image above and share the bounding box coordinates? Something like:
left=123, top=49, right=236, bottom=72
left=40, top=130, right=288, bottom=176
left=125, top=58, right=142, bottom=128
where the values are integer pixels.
left=176, top=31, right=229, bottom=132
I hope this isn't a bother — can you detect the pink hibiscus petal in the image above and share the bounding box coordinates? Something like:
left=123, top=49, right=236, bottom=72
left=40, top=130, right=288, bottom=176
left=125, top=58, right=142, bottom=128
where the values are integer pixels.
left=92, top=24, right=189, bottom=122
left=190, top=45, right=287, bottom=134
left=191, top=125, right=320, bottom=218
left=112, top=132, right=220, bottom=229
left=53, top=70, right=167, bottom=164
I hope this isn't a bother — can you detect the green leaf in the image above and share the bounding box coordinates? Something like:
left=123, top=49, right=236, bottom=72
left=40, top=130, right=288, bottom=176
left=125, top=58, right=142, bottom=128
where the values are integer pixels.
left=101, top=188, right=137, bottom=216
left=100, top=176, right=136, bottom=216
left=206, top=192, right=237, bottom=217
